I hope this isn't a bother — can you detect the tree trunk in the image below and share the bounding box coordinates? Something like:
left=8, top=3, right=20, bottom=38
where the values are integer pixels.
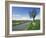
left=33, top=18, right=34, bottom=22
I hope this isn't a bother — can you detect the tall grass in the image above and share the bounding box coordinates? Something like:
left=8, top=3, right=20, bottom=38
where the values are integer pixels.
left=27, top=20, right=40, bottom=30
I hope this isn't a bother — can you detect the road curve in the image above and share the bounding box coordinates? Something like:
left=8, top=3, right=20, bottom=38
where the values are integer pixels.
left=12, top=22, right=30, bottom=31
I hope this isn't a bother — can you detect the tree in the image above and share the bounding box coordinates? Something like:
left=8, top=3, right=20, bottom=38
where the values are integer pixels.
left=29, top=8, right=36, bottom=21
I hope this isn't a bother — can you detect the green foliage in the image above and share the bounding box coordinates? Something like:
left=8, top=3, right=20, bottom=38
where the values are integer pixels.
left=12, top=20, right=40, bottom=30
left=12, top=20, right=22, bottom=25
left=27, top=20, right=40, bottom=30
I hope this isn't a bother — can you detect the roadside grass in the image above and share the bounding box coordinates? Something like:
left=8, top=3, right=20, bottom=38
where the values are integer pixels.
left=27, top=20, right=40, bottom=30
left=12, top=20, right=22, bottom=25
left=12, top=20, right=31, bottom=25
left=12, top=20, right=40, bottom=30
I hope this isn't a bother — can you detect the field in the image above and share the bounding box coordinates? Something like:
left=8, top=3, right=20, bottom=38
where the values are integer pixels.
left=12, top=20, right=40, bottom=31
left=27, top=20, right=40, bottom=30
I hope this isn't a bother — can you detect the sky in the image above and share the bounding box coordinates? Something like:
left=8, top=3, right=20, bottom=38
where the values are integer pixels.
left=12, top=7, right=40, bottom=20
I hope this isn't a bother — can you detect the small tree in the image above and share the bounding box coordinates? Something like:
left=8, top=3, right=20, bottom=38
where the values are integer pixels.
left=29, top=8, right=36, bottom=21
left=32, top=11, right=36, bottom=21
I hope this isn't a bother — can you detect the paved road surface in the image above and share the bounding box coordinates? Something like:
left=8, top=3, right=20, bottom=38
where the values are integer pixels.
left=12, top=22, right=31, bottom=31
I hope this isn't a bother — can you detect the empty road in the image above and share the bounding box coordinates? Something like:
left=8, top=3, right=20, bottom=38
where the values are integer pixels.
left=12, top=22, right=31, bottom=31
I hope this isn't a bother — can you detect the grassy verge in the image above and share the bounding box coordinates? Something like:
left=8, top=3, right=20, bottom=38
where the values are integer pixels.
left=27, top=20, right=40, bottom=30
left=12, top=20, right=40, bottom=30
left=12, top=20, right=22, bottom=25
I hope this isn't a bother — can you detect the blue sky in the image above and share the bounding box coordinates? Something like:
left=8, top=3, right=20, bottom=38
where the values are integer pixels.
left=12, top=7, right=40, bottom=20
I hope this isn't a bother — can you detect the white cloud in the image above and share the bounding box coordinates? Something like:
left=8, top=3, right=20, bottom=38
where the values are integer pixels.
left=12, top=14, right=21, bottom=20
left=15, top=15, right=21, bottom=17
left=21, top=17, right=28, bottom=20
left=12, top=14, right=40, bottom=20
left=13, top=14, right=21, bottom=17
left=21, top=17, right=33, bottom=20
left=12, top=15, right=33, bottom=20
